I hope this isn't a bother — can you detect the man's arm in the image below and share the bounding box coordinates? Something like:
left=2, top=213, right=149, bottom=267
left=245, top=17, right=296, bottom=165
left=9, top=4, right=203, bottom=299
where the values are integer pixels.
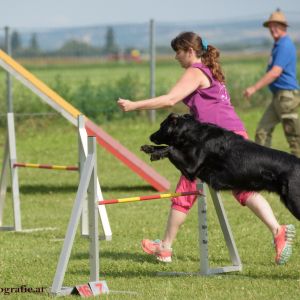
left=243, top=65, right=283, bottom=98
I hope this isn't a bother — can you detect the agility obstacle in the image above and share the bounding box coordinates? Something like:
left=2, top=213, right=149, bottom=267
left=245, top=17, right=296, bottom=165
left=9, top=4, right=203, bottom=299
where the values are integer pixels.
left=77, top=115, right=112, bottom=240
left=99, top=190, right=203, bottom=205
left=13, top=162, right=79, bottom=171
left=158, top=185, right=242, bottom=277
left=0, top=48, right=170, bottom=192
left=51, top=137, right=105, bottom=296
left=0, top=114, right=112, bottom=240
left=51, top=136, right=242, bottom=296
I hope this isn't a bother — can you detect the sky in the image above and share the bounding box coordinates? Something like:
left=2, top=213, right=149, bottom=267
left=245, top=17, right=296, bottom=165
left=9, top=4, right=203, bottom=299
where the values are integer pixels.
left=1, top=0, right=300, bottom=29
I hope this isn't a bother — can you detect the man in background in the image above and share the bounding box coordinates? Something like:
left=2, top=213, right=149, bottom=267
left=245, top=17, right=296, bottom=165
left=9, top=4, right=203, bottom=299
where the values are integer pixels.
left=244, top=9, right=300, bottom=157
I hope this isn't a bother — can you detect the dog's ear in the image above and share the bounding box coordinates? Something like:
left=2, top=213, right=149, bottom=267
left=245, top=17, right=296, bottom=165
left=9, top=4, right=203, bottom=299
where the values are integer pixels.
left=169, top=113, right=178, bottom=117
left=168, top=113, right=179, bottom=125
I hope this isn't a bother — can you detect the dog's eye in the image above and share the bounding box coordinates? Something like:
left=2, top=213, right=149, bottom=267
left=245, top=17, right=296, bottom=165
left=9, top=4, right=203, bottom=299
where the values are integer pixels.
left=183, top=114, right=192, bottom=119
left=167, top=126, right=174, bottom=134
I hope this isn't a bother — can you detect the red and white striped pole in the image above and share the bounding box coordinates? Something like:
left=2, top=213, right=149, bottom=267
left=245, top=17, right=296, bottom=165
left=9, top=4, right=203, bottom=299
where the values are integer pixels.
left=98, top=190, right=203, bottom=205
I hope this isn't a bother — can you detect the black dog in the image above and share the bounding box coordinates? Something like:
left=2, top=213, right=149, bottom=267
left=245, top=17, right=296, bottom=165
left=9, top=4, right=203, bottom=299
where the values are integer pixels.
left=141, top=113, right=300, bottom=220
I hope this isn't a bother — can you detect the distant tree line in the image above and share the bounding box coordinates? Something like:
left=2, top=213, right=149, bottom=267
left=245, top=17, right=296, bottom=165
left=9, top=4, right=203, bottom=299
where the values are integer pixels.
left=0, top=26, right=142, bottom=58
left=1, top=26, right=297, bottom=58
left=10, top=31, right=41, bottom=57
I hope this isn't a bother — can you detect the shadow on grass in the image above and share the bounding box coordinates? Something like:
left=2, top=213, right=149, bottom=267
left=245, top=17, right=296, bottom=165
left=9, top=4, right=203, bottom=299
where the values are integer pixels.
left=70, top=250, right=167, bottom=278
left=18, top=184, right=77, bottom=194
left=72, top=251, right=300, bottom=280
left=73, top=250, right=157, bottom=264
left=101, top=185, right=156, bottom=193
left=224, top=272, right=300, bottom=281
left=68, top=267, right=160, bottom=278
left=10, top=184, right=155, bottom=195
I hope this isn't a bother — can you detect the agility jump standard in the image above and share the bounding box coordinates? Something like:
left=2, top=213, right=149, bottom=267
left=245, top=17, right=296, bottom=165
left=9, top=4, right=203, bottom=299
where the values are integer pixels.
left=99, top=190, right=203, bottom=205
left=51, top=137, right=242, bottom=296
left=13, top=162, right=79, bottom=171
left=0, top=114, right=112, bottom=240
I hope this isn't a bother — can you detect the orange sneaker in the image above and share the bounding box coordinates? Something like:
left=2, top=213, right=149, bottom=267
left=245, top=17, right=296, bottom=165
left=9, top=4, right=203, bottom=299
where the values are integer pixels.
left=274, top=224, right=296, bottom=265
left=141, top=239, right=172, bottom=262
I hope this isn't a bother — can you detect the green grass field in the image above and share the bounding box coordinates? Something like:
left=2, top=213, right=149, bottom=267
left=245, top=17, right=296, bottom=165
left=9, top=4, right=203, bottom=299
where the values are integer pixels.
left=0, top=56, right=300, bottom=299
left=0, top=109, right=300, bottom=300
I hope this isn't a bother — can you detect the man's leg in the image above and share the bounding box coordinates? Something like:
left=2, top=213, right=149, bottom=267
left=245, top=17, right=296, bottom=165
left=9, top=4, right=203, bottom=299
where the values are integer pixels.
left=274, top=90, right=300, bottom=157
left=255, top=98, right=280, bottom=147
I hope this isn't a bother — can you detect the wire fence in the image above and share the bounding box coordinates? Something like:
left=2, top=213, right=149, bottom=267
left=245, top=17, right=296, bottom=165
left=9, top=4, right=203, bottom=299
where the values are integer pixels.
left=0, top=13, right=299, bottom=124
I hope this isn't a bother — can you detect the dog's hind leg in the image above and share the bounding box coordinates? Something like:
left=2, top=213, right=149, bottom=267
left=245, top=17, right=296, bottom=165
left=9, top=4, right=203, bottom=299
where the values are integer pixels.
left=281, top=174, right=300, bottom=220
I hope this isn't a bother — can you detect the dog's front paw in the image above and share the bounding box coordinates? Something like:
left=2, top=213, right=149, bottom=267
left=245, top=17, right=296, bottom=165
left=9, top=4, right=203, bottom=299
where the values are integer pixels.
left=150, top=152, right=164, bottom=161
left=141, top=145, right=155, bottom=154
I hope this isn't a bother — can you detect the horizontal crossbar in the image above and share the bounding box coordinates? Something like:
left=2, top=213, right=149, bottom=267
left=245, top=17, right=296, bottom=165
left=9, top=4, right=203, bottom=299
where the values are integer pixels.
left=13, top=162, right=78, bottom=171
left=99, top=190, right=203, bottom=205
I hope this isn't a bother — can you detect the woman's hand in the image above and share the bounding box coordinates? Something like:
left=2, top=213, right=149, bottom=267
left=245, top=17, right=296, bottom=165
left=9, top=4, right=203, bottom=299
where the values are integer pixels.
left=117, top=98, right=136, bottom=112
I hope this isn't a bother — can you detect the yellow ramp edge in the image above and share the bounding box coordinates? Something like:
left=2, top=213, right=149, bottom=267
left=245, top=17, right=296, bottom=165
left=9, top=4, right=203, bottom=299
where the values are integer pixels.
left=0, top=49, right=80, bottom=119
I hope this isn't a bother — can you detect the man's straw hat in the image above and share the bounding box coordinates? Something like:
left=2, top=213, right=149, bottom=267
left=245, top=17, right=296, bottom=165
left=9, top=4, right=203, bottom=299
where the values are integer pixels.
left=263, top=9, right=288, bottom=27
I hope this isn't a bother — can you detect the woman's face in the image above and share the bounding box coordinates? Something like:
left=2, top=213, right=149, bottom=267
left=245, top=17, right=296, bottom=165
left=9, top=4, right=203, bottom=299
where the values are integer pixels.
left=175, top=49, right=192, bottom=68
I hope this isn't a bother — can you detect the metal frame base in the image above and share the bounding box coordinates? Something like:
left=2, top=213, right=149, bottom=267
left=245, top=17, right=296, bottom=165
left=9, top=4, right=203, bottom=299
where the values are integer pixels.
left=157, top=266, right=242, bottom=277
left=0, top=226, right=57, bottom=232
left=51, top=137, right=100, bottom=295
left=158, top=183, right=242, bottom=277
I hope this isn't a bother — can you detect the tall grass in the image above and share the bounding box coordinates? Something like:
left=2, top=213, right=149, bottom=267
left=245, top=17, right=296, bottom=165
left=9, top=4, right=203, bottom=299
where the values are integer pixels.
left=1, top=55, right=297, bottom=126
